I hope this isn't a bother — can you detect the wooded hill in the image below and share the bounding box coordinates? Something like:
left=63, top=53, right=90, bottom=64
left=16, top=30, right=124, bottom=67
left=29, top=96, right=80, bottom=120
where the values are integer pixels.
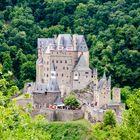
left=0, top=0, right=140, bottom=89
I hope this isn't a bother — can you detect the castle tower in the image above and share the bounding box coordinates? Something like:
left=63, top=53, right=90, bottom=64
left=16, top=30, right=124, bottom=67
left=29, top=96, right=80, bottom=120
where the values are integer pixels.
left=36, top=59, right=44, bottom=83
left=93, top=68, right=98, bottom=89
left=112, top=88, right=121, bottom=103
left=36, top=34, right=92, bottom=93
left=44, top=46, right=51, bottom=83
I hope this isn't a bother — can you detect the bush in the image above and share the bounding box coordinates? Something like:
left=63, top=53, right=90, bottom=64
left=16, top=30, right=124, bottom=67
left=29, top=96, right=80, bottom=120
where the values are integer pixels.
left=103, top=110, right=116, bottom=128
left=64, top=95, right=80, bottom=109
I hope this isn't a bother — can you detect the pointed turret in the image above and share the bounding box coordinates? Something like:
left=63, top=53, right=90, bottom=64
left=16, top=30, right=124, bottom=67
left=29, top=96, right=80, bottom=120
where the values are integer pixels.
left=102, top=71, right=106, bottom=80
left=107, top=76, right=111, bottom=101
left=46, top=62, right=60, bottom=92
left=108, top=76, right=111, bottom=89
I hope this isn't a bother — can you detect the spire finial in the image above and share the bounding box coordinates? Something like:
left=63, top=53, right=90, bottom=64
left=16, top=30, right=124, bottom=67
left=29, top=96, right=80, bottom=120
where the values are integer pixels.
left=103, top=71, right=106, bottom=79
left=108, top=75, right=111, bottom=86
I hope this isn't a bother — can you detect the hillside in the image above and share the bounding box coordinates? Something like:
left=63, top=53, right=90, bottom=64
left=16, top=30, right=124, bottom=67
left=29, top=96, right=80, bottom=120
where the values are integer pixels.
left=0, top=0, right=140, bottom=88
left=0, top=1, right=140, bottom=139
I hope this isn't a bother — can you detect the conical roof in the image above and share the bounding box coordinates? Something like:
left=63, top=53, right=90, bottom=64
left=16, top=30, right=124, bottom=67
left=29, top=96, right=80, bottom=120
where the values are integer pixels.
left=74, top=55, right=91, bottom=71
left=46, top=78, right=60, bottom=92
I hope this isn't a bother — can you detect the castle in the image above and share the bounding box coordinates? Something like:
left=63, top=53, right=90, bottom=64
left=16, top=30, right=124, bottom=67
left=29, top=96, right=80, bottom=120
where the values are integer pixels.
left=36, top=34, right=91, bottom=95
left=30, top=34, right=125, bottom=122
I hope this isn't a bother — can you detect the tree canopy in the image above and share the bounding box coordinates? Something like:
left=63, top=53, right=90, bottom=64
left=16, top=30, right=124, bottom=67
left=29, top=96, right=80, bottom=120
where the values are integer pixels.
left=0, top=0, right=139, bottom=88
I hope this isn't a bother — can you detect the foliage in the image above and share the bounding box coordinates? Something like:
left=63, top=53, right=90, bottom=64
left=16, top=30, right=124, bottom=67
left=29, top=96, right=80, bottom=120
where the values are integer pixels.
left=42, top=120, right=92, bottom=140
left=24, top=93, right=30, bottom=99
left=64, top=95, right=80, bottom=109
left=0, top=64, right=19, bottom=97
left=0, top=98, right=51, bottom=140
left=0, top=0, right=139, bottom=88
left=123, top=89, right=140, bottom=138
left=103, top=110, right=116, bottom=128
left=92, top=89, right=140, bottom=140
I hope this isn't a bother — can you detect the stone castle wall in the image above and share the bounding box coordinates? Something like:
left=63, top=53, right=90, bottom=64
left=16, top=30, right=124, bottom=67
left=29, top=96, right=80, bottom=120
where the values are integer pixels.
left=73, top=70, right=92, bottom=90
left=34, top=108, right=84, bottom=121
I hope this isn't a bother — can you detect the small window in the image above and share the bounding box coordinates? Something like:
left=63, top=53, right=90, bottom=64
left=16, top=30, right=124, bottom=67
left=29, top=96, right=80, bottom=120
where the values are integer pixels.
left=62, top=74, right=64, bottom=77
left=60, top=60, right=62, bottom=63
left=85, top=72, right=89, bottom=74
left=52, top=60, right=54, bottom=63
left=65, top=60, right=67, bottom=63
left=56, top=73, right=58, bottom=76
left=67, top=67, right=69, bottom=70
left=47, top=74, right=48, bottom=77
left=56, top=60, right=58, bottom=63
left=63, top=67, right=65, bottom=70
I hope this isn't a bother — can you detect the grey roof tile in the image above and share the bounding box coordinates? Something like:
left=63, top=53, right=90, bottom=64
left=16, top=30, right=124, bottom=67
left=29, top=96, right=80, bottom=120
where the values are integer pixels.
left=74, top=55, right=91, bottom=71
left=54, top=96, right=64, bottom=106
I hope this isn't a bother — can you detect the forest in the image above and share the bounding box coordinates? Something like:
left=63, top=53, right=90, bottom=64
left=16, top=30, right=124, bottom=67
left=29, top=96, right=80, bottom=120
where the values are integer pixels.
left=0, top=0, right=140, bottom=139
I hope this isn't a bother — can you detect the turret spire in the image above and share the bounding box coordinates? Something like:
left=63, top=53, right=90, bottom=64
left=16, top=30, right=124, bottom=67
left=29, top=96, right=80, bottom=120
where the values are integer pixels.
left=103, top=71, right=106, bottom=80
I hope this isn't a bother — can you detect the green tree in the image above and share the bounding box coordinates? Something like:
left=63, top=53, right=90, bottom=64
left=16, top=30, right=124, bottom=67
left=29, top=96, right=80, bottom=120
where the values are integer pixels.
left=2, top=52, right=13, bottom=73
left=20, top=61, right=36, bottom=86
left=103, top=110, right=116, bottom=128
left=64, top=95, right=80, bottom=109
left=0, top=98, right=51, bottom=140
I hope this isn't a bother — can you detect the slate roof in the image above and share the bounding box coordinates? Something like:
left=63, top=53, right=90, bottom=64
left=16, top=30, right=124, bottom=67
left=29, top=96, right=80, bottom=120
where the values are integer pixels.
left=57, top=34, right=73, bottom=47
left=54, top=96, right=64, bottom=106
left=46, top=78, right=60, bottom=93
left=74, top=55, right=91, bottom=71
left=34, top=83, right=48, bottom=94
left=76, top=35, right=88, bottom=52
left=38, top=34, right=88, bottom=52
left=34, top=78, right=60, bottom=93
left=38, top=38, right=56, bottom=51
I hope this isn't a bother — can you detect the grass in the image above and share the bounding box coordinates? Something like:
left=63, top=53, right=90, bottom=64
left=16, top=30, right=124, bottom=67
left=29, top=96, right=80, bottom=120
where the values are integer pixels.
left=42, top=119, right=93, bottom=140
